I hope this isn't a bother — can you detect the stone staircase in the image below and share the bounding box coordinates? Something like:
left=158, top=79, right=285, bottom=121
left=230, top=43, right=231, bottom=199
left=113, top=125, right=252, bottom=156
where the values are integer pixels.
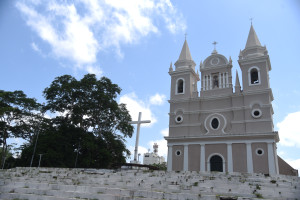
left=0, top=167, right=299, bottom=200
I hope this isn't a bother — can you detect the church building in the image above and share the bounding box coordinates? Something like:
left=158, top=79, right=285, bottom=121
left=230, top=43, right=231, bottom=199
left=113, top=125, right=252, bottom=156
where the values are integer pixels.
left=165, top=24, right=298, bottom=176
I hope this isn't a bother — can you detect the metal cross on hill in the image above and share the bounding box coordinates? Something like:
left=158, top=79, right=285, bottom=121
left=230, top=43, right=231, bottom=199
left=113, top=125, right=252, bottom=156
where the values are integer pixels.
left=129, top=112, right=151, bottom=163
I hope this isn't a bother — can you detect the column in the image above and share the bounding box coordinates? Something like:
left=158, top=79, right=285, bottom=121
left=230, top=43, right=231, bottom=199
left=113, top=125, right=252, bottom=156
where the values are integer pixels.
left=219, top=73, right=221, bottom=88
left=222, top=73, right=225, bottom=88
left=274, top=144, right=279, bottom=174
left=267, top=142, right=276, bottom=175
left=184, top=144, right=188, bottom=171
left=167, top=145, right=173, bottom=171
left=200, top=144, right=205, bottom=172
left=226, top=72, right=229, bottom=87
left=206, top=75, right=208, bottom=90
left=202, top=78, right=205, bottom=91
left=227, top=143, right=233, bottom=172
left=210, top=75, right=212, bottom=90
left=246, top=143, right=253, bottom=173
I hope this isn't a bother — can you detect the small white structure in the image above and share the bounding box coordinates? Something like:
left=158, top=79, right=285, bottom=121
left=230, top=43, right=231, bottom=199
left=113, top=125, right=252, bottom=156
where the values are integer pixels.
left=143, top=143, right=165, bottom=165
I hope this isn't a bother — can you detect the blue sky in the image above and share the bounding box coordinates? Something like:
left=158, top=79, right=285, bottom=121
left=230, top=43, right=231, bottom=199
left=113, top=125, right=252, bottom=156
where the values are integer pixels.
left=1, top=0, right=300, bottom=171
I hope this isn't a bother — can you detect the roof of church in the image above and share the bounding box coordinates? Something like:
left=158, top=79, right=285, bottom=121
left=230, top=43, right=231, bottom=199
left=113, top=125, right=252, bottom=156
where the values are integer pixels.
left=178, top=39, right=193, bottom=61
left=245, top=24, right=262, bottom=48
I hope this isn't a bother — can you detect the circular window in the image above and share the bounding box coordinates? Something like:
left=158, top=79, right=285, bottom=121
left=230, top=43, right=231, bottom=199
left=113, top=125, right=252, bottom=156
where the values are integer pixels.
left=175, top=150, right=181, bottom=156
left=210, top=57, right=219, bottom=65
left=211, top=118, right=219, bottom=129
left=251, top=109, right=262, bottom=118
left=256, top=148, right=264, bottom=156
left=175, top=115, right=183, bottom=124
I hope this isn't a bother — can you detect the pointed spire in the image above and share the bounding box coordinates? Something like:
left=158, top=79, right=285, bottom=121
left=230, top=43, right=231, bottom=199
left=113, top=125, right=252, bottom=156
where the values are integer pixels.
left=235, top=70, right=241, bottom=94
left=235, top=70, right=241, bottom=87
left=239, top=49, right=243, bottom=59
left=174, top=39, right=196, bottom=70
left=169, top=62, right=173, bottom=72
left=178, top=39, right=193, bottom=61
left=245, top=24, right=261, bottom=48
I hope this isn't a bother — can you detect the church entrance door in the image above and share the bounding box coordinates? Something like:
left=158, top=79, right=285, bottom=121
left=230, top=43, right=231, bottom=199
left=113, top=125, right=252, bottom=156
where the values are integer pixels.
left=210, top=155, right=223, bottom=172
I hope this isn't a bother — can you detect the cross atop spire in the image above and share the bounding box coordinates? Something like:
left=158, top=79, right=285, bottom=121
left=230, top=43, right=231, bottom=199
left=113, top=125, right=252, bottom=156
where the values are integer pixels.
left=213, top=41, right=217, bottom=50
left=250, top=17, right=253, bottom=25
left=212, top=41, right=218, bottom=54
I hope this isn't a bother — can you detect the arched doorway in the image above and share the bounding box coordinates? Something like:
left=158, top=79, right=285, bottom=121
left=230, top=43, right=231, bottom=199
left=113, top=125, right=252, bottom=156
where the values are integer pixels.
left=210, top=155, right=223, bottom=172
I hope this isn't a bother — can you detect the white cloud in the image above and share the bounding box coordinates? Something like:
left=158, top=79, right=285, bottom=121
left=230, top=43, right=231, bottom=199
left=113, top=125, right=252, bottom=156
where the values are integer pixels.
left=149, top=93, right=166, bottom=105
left=148, top=139, right=167, bottom=158
left=31, top=42, right=41, bottom=53
left=16, top=1, right=98, bottom=72
left=278, top=150, right=285, bottom=157
left=161, top=128, right=169, bottom=136
left=119, top=92, right=157, bottom=127
left=277, top=111, right=300, bottom=147
left=286, top=158, right=300, bottom=174
left=127, top=145, right=149, bottom=162
left=86, top=65, right=103, bottom=77
left=16, top=0, right=186, bottom=73
left=148, top=128, right=169, bottom=159
left=127, top=128, right=168, bottom=163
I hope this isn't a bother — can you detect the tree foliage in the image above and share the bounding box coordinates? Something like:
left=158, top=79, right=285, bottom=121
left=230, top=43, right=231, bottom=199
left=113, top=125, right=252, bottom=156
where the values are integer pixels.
left=43, top=74, right=133, bottom=137
left=18, top=74, right=133, bottom=168
left=0, top=90, right=41, bottom=168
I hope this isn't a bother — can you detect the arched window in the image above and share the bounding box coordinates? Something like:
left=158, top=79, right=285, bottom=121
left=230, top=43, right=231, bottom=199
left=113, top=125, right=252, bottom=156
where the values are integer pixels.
left=248, top=67, right=260, bottom=85
left=213, top=75, right=219, bottom=88
left=176, top=79, right=184, bottom=94
left=251, top=68, right=259, bottom=84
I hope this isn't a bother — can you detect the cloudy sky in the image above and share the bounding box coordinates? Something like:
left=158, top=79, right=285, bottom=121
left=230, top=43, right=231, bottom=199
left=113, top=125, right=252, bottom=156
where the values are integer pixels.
left=1, top=0, right=300, bottom=172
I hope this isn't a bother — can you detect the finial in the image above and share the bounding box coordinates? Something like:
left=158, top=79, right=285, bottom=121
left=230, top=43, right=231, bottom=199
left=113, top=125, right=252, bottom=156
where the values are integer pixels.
left=200, top=61, right=203, bottom=68
left=185, top=33, right=188, bottom=40
left=169, top=62, right=173, bottom=72
left=250, top=17, right=253, bottom=25
left=212, top=41, right=218, bottom=54
left=235, top=69, right=241, bottom=92
left=239, top=49, right=242, bottom=58
left=213, top=41, right=217, bottom=50
left=229, top=56, right=232, bottom=64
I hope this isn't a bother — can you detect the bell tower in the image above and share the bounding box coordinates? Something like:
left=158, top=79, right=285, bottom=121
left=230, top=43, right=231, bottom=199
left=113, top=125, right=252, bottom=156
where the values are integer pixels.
left=169, top=39, right=199, bottom=100
left=200, top=42, right=233, bottom=97
left=238, top=24, right=271, bottom=92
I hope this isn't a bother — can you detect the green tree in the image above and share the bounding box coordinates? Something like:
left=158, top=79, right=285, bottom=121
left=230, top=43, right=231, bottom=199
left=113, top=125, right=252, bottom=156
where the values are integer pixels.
left=38, top=74, right=133, bottom=168
left=0, top=90, right=41, bottom=168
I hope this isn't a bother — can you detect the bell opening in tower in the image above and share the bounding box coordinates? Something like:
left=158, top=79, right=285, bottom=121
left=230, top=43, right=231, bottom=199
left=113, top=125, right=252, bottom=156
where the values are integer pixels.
left=250, top=68, right=259, bottom=84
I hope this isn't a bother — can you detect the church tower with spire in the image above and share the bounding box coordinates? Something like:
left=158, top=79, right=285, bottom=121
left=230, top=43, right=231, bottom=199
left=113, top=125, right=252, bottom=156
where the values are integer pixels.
left=165, top=25, right=298, bottom=176
left=169, top=39, right=199, bottom=101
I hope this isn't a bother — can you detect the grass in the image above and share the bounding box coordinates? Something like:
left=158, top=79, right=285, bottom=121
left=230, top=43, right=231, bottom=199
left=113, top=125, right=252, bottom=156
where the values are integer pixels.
left=256, top=184, right=261, bottom=190
left=255, top=193, right=264, bottom=198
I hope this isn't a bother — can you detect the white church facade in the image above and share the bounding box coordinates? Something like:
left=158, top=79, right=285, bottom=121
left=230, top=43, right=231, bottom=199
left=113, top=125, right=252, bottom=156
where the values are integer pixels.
left=165, top=24, right=298, bottom=176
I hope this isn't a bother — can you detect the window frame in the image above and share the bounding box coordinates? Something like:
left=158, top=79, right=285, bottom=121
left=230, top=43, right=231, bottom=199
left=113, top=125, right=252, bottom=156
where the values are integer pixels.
left=176, top=78, right=185, bottom=95
left=248, top=66, right=261, bottom=86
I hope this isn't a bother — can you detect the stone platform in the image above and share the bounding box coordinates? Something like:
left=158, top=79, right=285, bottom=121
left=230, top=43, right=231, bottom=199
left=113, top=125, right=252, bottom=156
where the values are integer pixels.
left=0, top=167, right=299, bottom=200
